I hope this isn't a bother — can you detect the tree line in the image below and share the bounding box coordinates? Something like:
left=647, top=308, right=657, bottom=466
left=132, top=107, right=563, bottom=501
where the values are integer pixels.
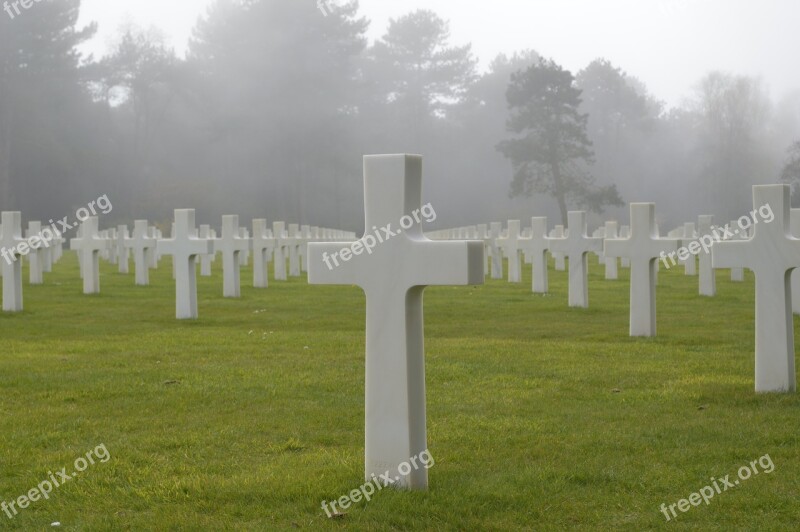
left=1, top=0, right=798, bottom=232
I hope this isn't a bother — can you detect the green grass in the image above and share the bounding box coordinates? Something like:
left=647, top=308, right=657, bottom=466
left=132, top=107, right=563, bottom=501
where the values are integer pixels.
left=1, top=253, right=799, bottom=530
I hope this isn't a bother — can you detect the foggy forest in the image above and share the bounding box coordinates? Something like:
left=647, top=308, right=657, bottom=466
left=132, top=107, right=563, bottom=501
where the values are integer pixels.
left=1, top=0, right=799, bottom=233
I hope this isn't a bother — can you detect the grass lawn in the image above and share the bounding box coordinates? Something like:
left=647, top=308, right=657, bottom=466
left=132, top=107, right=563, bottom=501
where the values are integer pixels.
left=1, top=252, right=799, bottom=530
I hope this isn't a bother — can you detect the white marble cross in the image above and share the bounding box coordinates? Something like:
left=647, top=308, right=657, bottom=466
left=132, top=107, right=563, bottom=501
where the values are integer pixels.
left=157, top=209, right=213, bottom=319
left=272, top=221, right=288, bottom=281
left=0, top=211, right=25, bottom=311
left=698, top=215, right=716, bottom=296
left=125, top=220, right=156, bottom=286
left=520, top=217, right=549, bottom=294
left=604, top=221, right=619, bottom=280
left=498, top=220, right=522, bottom=283
left=215, top=215, right=248, bottom=297
left=26, top=221, right=44, bottom=285
left=549, top=212, right=602, bottom=308
left=117, top=225, right=130, bottom=274
left=252, top=219, right=275, bottom=288
left=713, top=185, right=798, bottom=392
left=605, top=204, right=678, bottom=336
left=308, top=154, right=484, bottom=489
left=70, top=217, right=108, bottom=294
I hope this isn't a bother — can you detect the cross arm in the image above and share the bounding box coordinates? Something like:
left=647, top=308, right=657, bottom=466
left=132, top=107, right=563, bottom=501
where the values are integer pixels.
left=407, top=240, right=485, bottom=287
left=307, top=241, right=363, bottom=287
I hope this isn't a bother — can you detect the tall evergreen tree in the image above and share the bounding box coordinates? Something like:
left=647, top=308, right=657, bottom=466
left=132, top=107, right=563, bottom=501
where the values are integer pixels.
left=0, top=0, right=95, bottom=210
left=498, top=58, right=622, bottom=224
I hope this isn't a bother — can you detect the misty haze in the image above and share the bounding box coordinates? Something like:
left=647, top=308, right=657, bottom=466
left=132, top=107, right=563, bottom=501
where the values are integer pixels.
left=2, top=1, right=800, bottom=530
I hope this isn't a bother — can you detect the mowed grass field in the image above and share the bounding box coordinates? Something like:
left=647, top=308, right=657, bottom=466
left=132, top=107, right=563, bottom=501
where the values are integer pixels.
left=1, top=251, right=799, bottom=531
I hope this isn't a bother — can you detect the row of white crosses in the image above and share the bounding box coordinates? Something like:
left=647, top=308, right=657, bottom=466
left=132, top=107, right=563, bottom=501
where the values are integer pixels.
left=432, top=210, right=750, bottom=313
left=127, top=217, right=352, bottom=318
left=308, top=159, right=797, bottom=494
left=96, top=214, right=336, bottom=318
left=0, top=212, right=67, bottom=311
left=439, top=187, right=800, bottom=396
left=308, top=173, right=800, bottom=499
left=2, top=208, right=351, bottom=318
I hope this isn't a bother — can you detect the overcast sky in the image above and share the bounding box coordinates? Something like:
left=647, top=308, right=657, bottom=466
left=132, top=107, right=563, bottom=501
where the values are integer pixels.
left=77, top=0, right=800, bottom=108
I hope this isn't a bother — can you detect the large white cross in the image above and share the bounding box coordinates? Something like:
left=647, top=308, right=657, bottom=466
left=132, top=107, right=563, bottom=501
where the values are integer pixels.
left=215, top=215, right=248, bottom=298
left=549, top=211, right=602, bottom=308
left=157, top=209, right=213, bottom=319
left=605, top=203, right=678, bottom=337
left=498, top=220, right=522, bottom=283
left=712, top=185, right=798, bottom=393
left=520, top=217, right=549, bottom=294
left=308, top=154, right=484, bottom=489
left=70, top=217, right=108, bottom=295
left=0, top=211, right=25, bottom=311
left=252, top=219, right=275, bottom=288
left=125, top=220, right=155, bottom=286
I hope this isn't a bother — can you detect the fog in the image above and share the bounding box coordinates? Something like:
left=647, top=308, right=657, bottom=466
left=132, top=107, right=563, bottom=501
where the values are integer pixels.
left=1, top=0, right=799, bottom=233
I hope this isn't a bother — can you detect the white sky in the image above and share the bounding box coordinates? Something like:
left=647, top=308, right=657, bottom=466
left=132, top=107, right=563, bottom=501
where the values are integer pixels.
left=77, top=0, right=800, bottom=108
